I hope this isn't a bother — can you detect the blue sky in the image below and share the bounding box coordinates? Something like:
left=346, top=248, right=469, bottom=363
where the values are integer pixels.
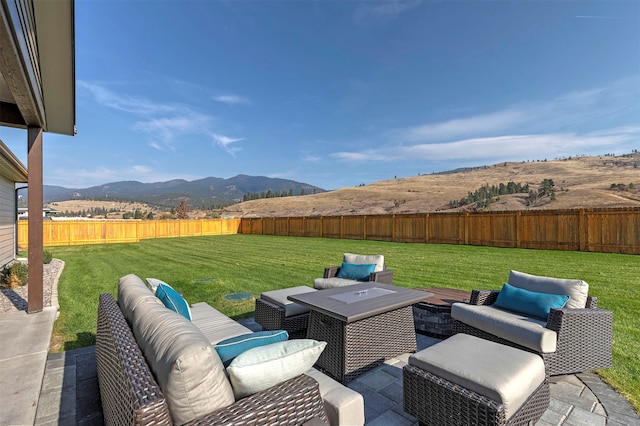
left=2, top=0, right=639, bottom=190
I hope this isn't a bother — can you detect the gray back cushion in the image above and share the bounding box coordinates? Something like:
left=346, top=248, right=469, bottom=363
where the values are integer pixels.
left=117, top=274, right=163, bottom=325
left=131, top=300, right=235, bottom=425
left=508, top=270, right=589, bottom=309
left=343, top=253, right=385, bottom=272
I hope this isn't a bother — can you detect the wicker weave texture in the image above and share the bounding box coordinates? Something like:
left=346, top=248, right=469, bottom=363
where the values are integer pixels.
left=186, top=374, right=328, bottom=425
left=308, top=305, right=416, bottom=383
left=454, top=291, right=613, bottom=376
left=254, top=297, right=310, bottom=338
left=96, top=294, right=172, bottom=426
left=403, top=364, right=550, bottom=426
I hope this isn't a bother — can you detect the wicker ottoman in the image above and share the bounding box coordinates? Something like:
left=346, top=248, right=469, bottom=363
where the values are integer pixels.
left=403, top=334, right=549, bottom=426
left=255, top=286, right=317, bottom=338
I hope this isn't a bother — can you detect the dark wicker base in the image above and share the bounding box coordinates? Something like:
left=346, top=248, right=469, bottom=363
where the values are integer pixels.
left=307, top=305, right=417, bottom=383
left=403, top=364, right=550, bottom=426
left=255, top=298, right=310, bottom=338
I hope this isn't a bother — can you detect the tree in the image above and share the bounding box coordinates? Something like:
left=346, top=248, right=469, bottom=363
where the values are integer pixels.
left=176, top=200, right=190, bottom=219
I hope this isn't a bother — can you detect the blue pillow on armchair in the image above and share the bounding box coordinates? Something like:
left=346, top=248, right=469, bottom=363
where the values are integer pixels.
left=337, top=262, right=376, bottom=281
left=494, top=283, right=569, bottom=320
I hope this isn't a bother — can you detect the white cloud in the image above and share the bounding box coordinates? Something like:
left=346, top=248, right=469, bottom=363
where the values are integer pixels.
left=211, top=133, right=244, bottom=155
left=77, top=81, right=174, bottom=115
left=79, top=81, right=245, bottom=155
left=213, top=94, right=251, bottom=105
left=354, top=0, right=422, bottom=26
left=134, top=114, right=211, bottom=143
left=332, top=128, right=640, bottom=164
left=401, top=110, right=527, bottom=142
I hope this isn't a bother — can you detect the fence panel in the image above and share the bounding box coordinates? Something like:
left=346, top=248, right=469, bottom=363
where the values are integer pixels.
left=365, top=215, right=394, bottom=241
left=466, top=212, right=518, bottom=248
left=519, top=210, right=580, bottom=251
left=304, top=217, right=323, bottom=237
left=342, top=215, right=365, bottom=240
left=393, top=214, right=426, bottom=243
left=322, top=216, right=342, bottom=239
left=429, top=213, right=464, bottom=244
left=288, top=217, right=305, bottom=237
left=586, top=209, right=640, bottom=254
left=273, top=217, right=289, bottom=236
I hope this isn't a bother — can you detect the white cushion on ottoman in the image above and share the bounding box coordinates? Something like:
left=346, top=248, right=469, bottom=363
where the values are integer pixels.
left=261, top=286, right=316, bottom=317
left=409, top=334, right=546, bottom=421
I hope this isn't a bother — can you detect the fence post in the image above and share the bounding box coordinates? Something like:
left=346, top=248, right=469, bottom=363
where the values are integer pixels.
left=579, top=209, right=587, bottom=252
left=464, top=213, right=469, bottom=245
left=363, top=216, right=367, bottom=240
left=425, top=213, right=430, bottom=243
left=515, top=211, right=521, bottom=248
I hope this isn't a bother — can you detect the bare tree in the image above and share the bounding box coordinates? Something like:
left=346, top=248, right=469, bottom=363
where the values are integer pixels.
left=176, top=200, right=190, bottom=219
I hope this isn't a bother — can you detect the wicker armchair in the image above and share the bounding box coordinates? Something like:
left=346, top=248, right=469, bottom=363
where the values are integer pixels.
left=96, top=294, right=328, bottom=426
left=314, top=253, right=393, bottom=289
left=452, top=276, right=613, bottom=376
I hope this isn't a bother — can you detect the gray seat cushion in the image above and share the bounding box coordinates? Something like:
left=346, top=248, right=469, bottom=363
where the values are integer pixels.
left=451, top=303, right=558, bottom=353
left=190, top=302, right=252, bottom=344
left=314, top=277, right=360, bottom=289
left=261, top=286, right=316, bottom=317
left=409, top=334, right=546, bottom=421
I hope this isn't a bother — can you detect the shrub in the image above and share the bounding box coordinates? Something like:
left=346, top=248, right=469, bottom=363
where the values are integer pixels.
left=43, top=250, right=53, bottom=264
left=0, top=262, right=28, bottom=288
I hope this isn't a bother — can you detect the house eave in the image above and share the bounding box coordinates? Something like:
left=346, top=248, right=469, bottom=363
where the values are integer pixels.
left=0, top=138, right=27, bottom=182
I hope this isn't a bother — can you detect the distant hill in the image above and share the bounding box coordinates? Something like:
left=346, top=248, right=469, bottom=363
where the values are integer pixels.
left=38, top=175, right=326, bottom=208
left=221, top=154, right=640, bottom=217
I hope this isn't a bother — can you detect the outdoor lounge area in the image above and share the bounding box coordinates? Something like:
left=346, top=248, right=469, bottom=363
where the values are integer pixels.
left=2, top=248, right=638, bottom=426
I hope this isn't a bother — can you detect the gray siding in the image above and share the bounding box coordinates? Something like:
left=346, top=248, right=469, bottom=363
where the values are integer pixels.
left=0, top=178, right=16, bottom=267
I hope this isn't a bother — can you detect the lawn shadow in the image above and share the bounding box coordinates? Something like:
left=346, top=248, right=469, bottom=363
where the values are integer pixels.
left=64, top=331, right=96, bottom=351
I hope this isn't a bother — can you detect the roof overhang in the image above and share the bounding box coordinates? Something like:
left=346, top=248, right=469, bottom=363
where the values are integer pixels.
left=0, top=0, right=75, bottom=135
left=0, top=138, right=27, bottom=182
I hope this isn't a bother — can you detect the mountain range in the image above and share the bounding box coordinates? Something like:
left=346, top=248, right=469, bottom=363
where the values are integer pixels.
left=38, top=175, right=326, bottom=208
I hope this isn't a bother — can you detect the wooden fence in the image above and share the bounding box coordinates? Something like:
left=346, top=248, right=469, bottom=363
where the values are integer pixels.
left=17, top=218, right=241, bottom=248
left=239, top=208, right=640, bottom=255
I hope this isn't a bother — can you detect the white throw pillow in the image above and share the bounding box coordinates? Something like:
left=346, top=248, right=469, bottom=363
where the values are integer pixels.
left=227, top=339, right=326, bottom=399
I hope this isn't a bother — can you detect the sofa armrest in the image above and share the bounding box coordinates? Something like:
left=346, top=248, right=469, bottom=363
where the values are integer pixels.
left=371, top=269, right=394, bottom=284
left=545, top=307, right=613, bottom=373
left=186, top=374, right=328, bottom=425
left=468, top=290, right=499, bottom=305
left=323, top=266, right=340, bottom=278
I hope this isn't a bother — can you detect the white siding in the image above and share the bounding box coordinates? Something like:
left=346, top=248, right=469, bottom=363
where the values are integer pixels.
left=0, top=178, right=16, bottom=267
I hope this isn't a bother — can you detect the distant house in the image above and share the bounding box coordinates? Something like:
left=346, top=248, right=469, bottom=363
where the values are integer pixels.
left=0, top=140, right=27, bottom=267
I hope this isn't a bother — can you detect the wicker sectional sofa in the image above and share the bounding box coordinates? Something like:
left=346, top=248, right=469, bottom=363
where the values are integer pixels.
left=96, top=274, right=364, bottom=426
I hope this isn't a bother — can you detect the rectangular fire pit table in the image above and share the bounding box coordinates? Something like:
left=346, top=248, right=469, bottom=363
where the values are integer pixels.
left=288, top=283, right=432, bottom=383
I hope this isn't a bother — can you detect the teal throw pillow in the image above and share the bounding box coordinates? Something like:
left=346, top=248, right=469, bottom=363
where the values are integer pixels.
left=494, top=283, right=569, bottom=320
left=156, top=282, right=192, bottom=321
left=337, top=262, right=376, bottom=281
left=214, top=330, right=289, bottom=366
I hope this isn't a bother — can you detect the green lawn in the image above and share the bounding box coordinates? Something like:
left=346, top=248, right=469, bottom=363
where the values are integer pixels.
left=49, top=234, right=640, bottom=412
